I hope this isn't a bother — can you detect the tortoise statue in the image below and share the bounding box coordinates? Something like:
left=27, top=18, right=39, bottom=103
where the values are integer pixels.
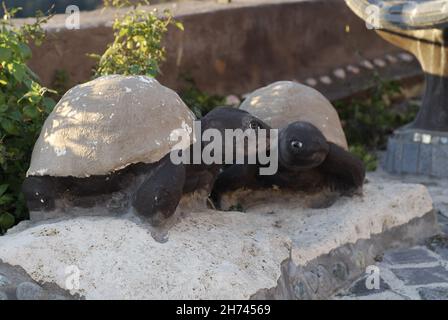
left=212, top=81, right=366, bottom=208
left=22, top=75, right=270, bottom=226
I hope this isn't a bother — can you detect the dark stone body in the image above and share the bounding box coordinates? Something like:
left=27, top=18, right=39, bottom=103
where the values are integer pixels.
left=212, top=122, right=366, bottom=208
left=22, top=107, right=270, bottom=226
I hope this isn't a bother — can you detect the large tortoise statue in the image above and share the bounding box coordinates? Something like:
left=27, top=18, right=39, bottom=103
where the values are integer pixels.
left=23, top=75, right=270, bottom=226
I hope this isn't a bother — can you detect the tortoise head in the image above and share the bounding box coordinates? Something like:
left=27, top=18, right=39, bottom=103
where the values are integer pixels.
left=279, top=121, right=330, bottom=170
left=200, top=107, right=271, bottom=162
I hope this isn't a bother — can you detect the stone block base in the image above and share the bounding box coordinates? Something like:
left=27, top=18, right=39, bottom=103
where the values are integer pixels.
left=0, top=178, right=438, bottom=299
left=383, top=128, right=448, bottom=177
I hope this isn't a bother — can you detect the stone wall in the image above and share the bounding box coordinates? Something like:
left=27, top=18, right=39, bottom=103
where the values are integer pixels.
left=17, top=0, right=411, bottom=96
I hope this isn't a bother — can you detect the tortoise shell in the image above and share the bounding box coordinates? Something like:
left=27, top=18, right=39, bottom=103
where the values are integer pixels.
left=240, top=81, right=348, bottom=150
left=27, top=75, right=196, bottom=178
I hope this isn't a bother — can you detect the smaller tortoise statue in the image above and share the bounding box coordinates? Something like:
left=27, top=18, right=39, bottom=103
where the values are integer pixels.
left=212, top=81, right=366, bottom=208
left=23, top=75, right=270, bottom=226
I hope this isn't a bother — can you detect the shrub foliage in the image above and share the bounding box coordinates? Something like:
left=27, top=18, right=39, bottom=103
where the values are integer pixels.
left=91, top=0, right=183, bottom=78
left=0, top=5, right=56, bottom=233
left=335, top=77, right=418, bottom=171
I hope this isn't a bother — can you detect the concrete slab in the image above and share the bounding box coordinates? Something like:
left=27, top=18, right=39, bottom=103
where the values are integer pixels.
left=0, top=178, right=436, bottom=299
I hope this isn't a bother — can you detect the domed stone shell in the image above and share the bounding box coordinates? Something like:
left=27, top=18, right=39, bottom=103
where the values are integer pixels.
left=27, top=75, right=196, bottom=178
left=240, top=81, right=348, bottom=150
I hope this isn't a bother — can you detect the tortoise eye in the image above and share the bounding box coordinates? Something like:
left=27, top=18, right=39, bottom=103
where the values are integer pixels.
left=249, top=121, right=261, bottom=130
left=290, top=140, right=303, bottom=149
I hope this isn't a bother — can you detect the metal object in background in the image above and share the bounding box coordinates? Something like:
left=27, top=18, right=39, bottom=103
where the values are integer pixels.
left=345, top=0, right=448, bottom=30
left=345, top=0, right=448, bottom=177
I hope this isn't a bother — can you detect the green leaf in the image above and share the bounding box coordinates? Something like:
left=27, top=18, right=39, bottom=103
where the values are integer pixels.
left=23, top=105, right=40, bottom=119
left=7, top=62, right=27, bottom=82
left=19, top=91, right=41, bottom=104
left=0, top=212, right=15, bottom=230
left=175, top=21, right=184, bottom=31
left=42, top=97, right=55, bottom=112
left=8, top=110, right=22, bottom=122
left=0, top=194, right=14, bottom=205
left=0, top=47, right=12, bottom=60
left=18, top=43, right=32, bottom=60
left=1, top=118, right=19, bottom=135
left=0, top=184, right=8, bottom=197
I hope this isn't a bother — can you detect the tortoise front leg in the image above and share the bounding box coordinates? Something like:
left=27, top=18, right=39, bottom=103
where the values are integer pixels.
left=132, top=156, right=186, bottom=226
left=210, top=164, right=259, bottom=207
left=319, top=142, right=366, bottom=194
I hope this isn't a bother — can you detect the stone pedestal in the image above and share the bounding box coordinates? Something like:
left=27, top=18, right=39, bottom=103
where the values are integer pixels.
left=383, top=128, right=448, bottom=177
left=0, top=178, right=437, bottom=299
left=376, top=29, right=448, bottom=132
left=378, top=28, right=448, bottom=176
left=345, top=0, right=448, bottom=177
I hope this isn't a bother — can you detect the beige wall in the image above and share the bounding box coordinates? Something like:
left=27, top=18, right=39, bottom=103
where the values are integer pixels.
left=22, top=0, right=409, bottom=96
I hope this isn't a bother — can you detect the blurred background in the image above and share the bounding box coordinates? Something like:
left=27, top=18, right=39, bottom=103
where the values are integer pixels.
left=0, top=0, right=195, bottom=17
left=1, top=0, right=101, bottom=17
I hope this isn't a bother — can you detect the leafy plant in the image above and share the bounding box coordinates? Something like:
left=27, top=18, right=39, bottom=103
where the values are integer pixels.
left=0, top=4, right=56, bottom=233
left=91, top=1, right=226, bottom=119
left=179, top=76, right=226, bottom=118
left=90, top=0, right=183, bottom=78
left=349, top=145, right=378, bottom=172
left=335, top=76, right=418, bottom=171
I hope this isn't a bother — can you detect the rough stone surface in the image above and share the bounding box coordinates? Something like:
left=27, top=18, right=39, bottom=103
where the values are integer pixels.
left=373, top=168, right=448, bottom=219
left=383, top=247, right=438, bottom=265
left=0, top=178, right=434, bottom=299
left=392, top=266, right=448, bottom=286
left=28, top=75, right=195, bottom=178
left=254, top=210, right=437, bottom=300
left=335, top=231, right=448, bottom=300
left=338, top=290, right=407, bottom=300
left=0, top=274, right=10, bottom=287
left=0, top=260, right=76, bottom=300
left=346, top=276, right=390, bottom=296
left=16, top=282, right=47, bottom=300
left=334, top=170, right=448, bottom=300
left=418, top=287, right=448, bottom=300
